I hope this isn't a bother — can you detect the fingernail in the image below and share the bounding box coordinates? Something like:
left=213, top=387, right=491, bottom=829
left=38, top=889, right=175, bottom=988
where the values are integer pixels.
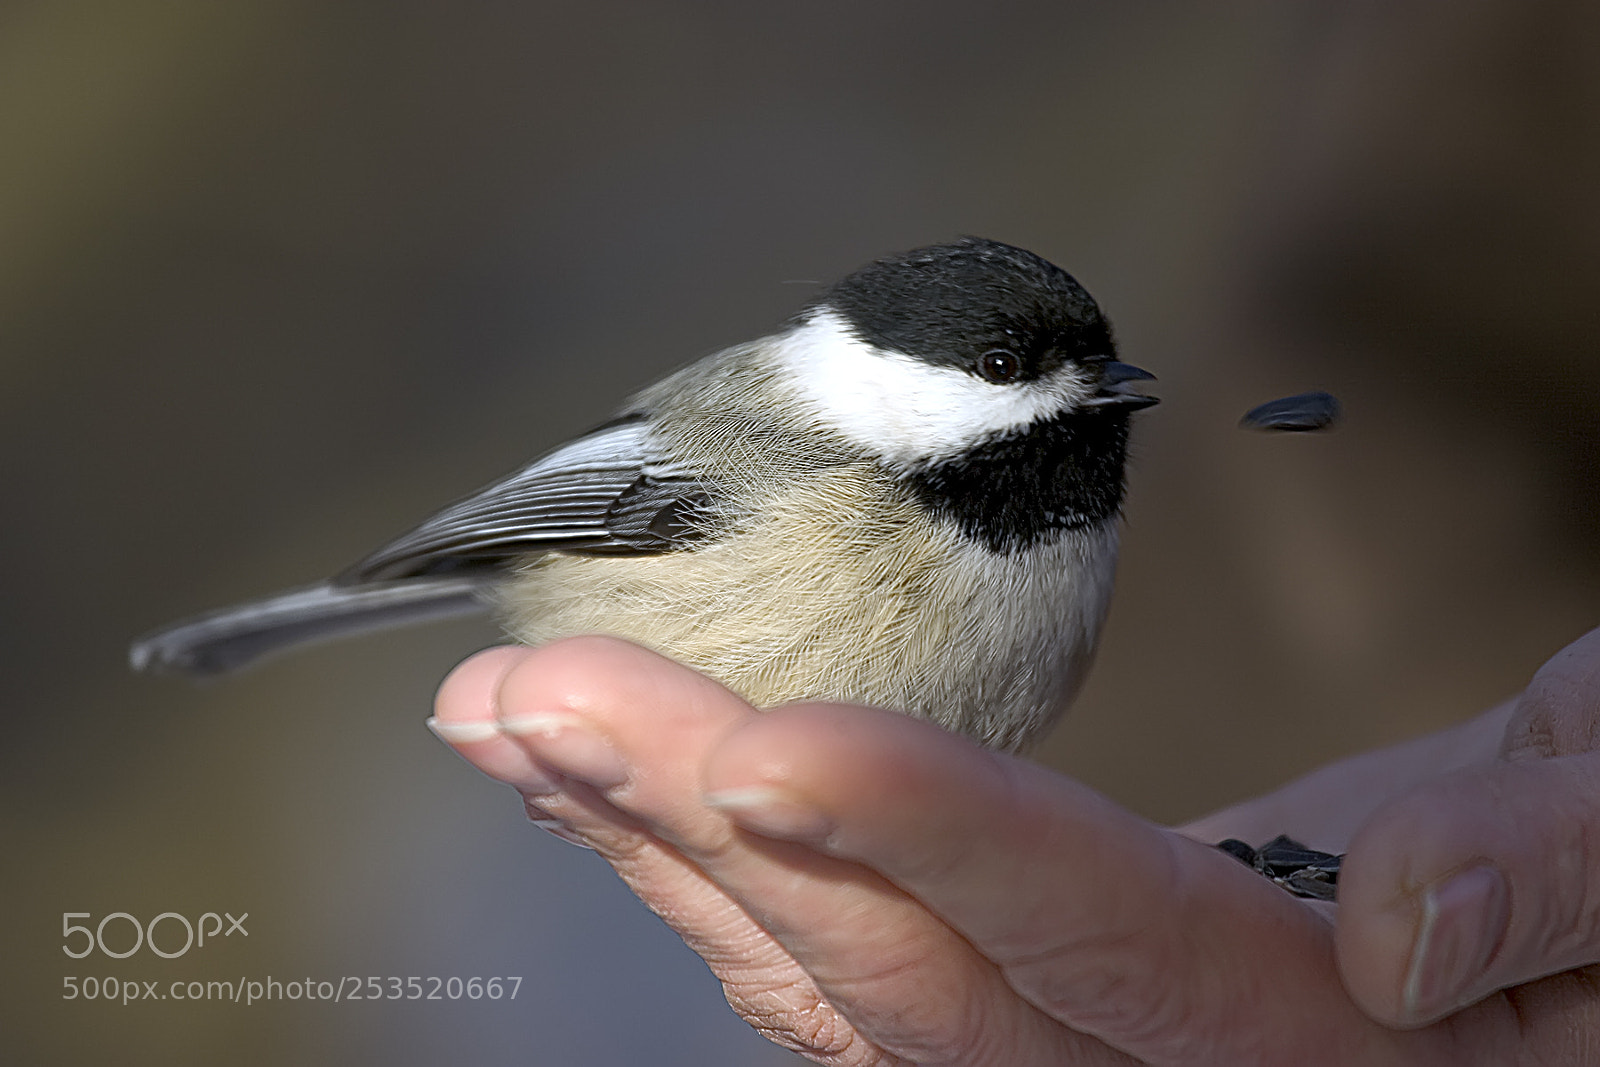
left=428, top=717, right=565, bottom=794
left=703, top=786, right=834, bottom=842
left=1401, top=864, right=1511, bottom=1022
left=527, top=817, right=595, bottom=850
left=499, top=713, right=629, bottom=790
left=525, top=795, right=591, bottom=849
left=426, top=717, right=501, bottom=744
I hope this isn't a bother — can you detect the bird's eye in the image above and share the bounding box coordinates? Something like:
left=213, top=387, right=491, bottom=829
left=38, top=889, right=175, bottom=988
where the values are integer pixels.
left=977, top=349, right=1022, bottom=384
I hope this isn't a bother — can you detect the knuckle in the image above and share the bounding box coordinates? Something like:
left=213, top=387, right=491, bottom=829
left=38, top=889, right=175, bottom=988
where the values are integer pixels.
left=1503, top=705, right=1562, bottom=761
left=1506, top=632, right=1600, bottom=761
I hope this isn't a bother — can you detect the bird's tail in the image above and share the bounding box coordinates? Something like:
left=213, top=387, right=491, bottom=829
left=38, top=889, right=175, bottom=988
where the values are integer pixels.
left=129, top=576, right=498, bottom=677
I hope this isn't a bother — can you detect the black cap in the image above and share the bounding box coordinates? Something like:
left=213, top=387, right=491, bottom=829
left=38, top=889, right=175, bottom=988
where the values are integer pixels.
left=815, top=237, right=1116, bottom=381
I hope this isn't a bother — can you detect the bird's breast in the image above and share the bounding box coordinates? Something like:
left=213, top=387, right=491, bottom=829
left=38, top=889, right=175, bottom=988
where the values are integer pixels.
left=500, top=463, right=1119, bottom=749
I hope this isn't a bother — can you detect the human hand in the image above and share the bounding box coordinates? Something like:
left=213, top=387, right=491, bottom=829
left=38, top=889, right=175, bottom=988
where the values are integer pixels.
left=1330, top=626, right=1600, bottom=1032
left=1190, top=625, right=1600, bottom=1036
left=427, top=633, right=1600, bottom=1065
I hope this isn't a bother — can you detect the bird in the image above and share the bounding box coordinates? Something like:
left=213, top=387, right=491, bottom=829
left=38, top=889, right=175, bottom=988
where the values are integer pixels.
left=131, top=237, right=1158, bottom=752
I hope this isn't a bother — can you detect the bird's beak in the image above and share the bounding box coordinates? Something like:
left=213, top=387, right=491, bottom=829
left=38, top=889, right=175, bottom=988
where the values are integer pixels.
left=1085, top=361, right=1159, bottom=411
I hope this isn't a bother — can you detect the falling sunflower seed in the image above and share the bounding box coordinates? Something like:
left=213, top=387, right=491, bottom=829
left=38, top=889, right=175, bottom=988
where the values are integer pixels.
left=1240, top=391, right=1341, bottom=432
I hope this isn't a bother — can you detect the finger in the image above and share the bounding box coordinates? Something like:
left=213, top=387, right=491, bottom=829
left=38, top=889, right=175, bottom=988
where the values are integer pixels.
left=1338, top=749, right=1600, bottom=1028
left=435, top=641, right=888, bottom=1065
left=1503, top=625, right=1600, bottom=761
left=495, top=637, right=1131, bottom=1067
left=429, top=645, right=565, bottom=794
left=702, top=704, right=1450, bottom=1065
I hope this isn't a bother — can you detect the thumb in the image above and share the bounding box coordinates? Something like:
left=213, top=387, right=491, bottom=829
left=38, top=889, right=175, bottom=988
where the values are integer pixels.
left=1335, top=750, right=1600, bottom=1027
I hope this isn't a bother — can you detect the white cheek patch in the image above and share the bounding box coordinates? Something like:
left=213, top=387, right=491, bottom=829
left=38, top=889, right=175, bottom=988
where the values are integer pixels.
left=776, top=309, right=1095, bottom=465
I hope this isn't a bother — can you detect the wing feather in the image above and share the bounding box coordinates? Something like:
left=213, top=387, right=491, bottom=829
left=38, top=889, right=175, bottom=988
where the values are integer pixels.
left=341, top=417, right=713, bottom=582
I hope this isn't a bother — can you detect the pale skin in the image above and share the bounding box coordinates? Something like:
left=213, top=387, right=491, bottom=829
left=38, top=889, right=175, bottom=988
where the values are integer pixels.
left=429, top=627, right=1600, bottom=1066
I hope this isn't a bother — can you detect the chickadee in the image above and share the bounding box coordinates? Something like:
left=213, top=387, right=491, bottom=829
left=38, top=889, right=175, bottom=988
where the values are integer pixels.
left=132, top=238, right=1158, bottom=752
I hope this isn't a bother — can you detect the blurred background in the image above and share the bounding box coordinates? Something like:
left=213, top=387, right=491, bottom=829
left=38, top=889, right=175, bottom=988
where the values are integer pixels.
left=5, top=2, right=1598, bottom=1063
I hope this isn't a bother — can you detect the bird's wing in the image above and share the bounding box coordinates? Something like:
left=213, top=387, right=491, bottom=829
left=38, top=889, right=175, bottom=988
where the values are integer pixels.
left=340, top=414, right=716, bottom=583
